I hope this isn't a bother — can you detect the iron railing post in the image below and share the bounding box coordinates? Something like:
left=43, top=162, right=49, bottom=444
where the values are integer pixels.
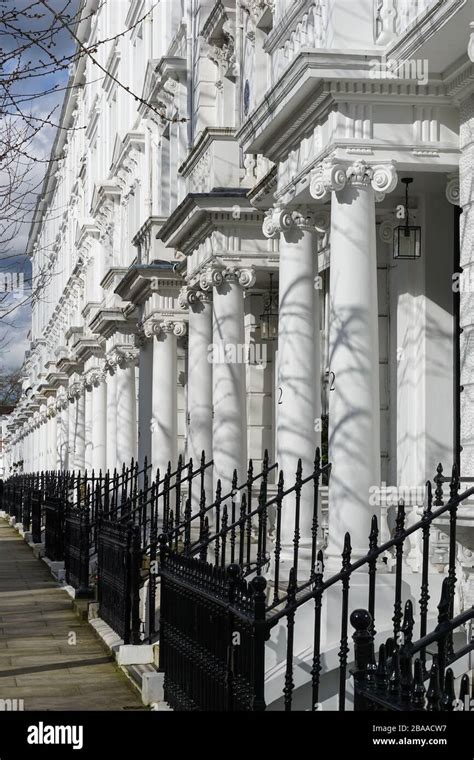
left=250, top=574, right=267, bottom=712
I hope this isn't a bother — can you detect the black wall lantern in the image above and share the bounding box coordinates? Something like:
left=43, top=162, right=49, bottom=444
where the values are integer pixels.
left=393, top=177, right=421, bottom=259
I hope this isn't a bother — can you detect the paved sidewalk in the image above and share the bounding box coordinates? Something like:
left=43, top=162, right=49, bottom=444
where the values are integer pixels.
left=0, top=519, right=145, bottom=710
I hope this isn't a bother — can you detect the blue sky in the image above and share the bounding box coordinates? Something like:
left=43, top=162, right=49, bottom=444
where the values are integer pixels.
left=0, top=1, right=79, bottom=375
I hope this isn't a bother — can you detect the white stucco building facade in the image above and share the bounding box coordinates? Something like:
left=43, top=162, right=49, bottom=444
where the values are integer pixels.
left=3, top=0, right=474, bottom=606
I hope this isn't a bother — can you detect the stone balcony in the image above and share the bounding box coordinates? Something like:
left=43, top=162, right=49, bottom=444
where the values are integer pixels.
left=264, top=0, right=327, bottom=83
left=375, top=0, right=437, bottom=44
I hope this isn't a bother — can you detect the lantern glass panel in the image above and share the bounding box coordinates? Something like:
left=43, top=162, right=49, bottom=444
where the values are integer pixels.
left=393, top=226, right=421, bottom=259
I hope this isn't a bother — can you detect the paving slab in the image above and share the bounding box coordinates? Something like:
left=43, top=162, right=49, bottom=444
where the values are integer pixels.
left=0, top=519, right=145, bottom=711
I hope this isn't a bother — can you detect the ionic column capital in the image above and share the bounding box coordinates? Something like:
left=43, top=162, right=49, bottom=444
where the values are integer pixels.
left=199, top=264, right=256, bottom=291
left=67, top=379, right=84, bottom=403
left=104, top=354, right=118, bottom=375
left=105, top=347, right=139, bottom=371
left=310, top=158, right=398, bottom=202
left=161, top=319, right=187, bottom=338
left=468, top=21, right=474, bottom=63
left=178, top=285, right=212, bottom=309
left=56, top=387, right=68, bottom=411
left=85, top=369, right=105, bottom=391
left=446, top=172, right=460, bottom=206
left=263, top=205, right=330, bottom=239
left=143, top=316, right=187, bottom=339
left=310, top=158, right=348, bottom=201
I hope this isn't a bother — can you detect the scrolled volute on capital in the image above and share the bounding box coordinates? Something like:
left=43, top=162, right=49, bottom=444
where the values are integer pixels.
left=263, top=205, right=328, bottom=238
left=199, top=265, right=256, bottom=290
left=310, top=159, right=398, bottom=202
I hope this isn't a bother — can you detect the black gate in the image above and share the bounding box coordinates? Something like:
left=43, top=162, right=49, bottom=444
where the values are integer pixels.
left=65, top=508, right=93, bottom=598
left=159, top=542, right=266, bottom=711
left=44, top=495, right=65, bottom=561
left=97, top=517, right=141, bottom=644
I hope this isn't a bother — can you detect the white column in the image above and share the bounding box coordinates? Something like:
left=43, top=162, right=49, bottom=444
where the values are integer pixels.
left=68, top=397, right=76, bottom=471
left=202, top=266, right=255, bottom=496
left=263, top=207, right=323, bottom=571
left=91, top=373, right=107, bottom=474
left=39, top=406, right=47, bottom=472
left=31, top=423, right=37, bottom=472
left=137, top=335, right=153, bottom=470
left=28, top=429, right=32, bottom=472
left=58, top=401, right=69, bottom=470
left=106, top=366, right=118, bottom=472
left=116, top=356, right=138, bottom=468
left=150, top=321, right=181, bottom=476
left=35, top=423, right=40, bottom=472
left=183, top=287, right=213, bottom=510
left=459, top=96, right=474, bottom=475
left=49, top=409, right=57, bottom=471
left=70, top=388, right=86, bottom=473
left=23, top=431, right=28, bottom=473
left=311, top=159, right=397, bottom=562
left=84, top=384, right=93, bottom=472
left=45, top=413, right=51, bottom=471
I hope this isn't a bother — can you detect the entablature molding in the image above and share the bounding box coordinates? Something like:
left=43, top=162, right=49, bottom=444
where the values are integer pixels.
left=73, top=336, right=105, bottom=363
left=56, top=351, right=84, bottom=377
left=100, top=267, right=131, bottom=293
left=157, top=191, right=264, bottom=256
left=115, top=263, right=183, bottom=307
left=88, top=307, right=136, bottom=341
left=237, top=52, right=451, bottom=162
left=44, top=369, right=69, bottom=390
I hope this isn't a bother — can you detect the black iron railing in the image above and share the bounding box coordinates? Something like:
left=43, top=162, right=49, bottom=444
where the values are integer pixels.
left=97, top=516, right=141, bottom=645
left=3, top=455, right=473, bottom=712
left=351, top=578, right=474, bottom=711
left=157, top=458, right=474, bottom=711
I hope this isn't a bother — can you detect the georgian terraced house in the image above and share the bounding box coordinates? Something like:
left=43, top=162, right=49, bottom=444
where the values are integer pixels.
left=4, top=0, right=474, bottom=662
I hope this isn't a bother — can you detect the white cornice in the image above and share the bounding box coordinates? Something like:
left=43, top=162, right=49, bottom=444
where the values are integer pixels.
left=158, top=193, right=264, bottom=256
left=237, top=51, right=451, bottom=161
